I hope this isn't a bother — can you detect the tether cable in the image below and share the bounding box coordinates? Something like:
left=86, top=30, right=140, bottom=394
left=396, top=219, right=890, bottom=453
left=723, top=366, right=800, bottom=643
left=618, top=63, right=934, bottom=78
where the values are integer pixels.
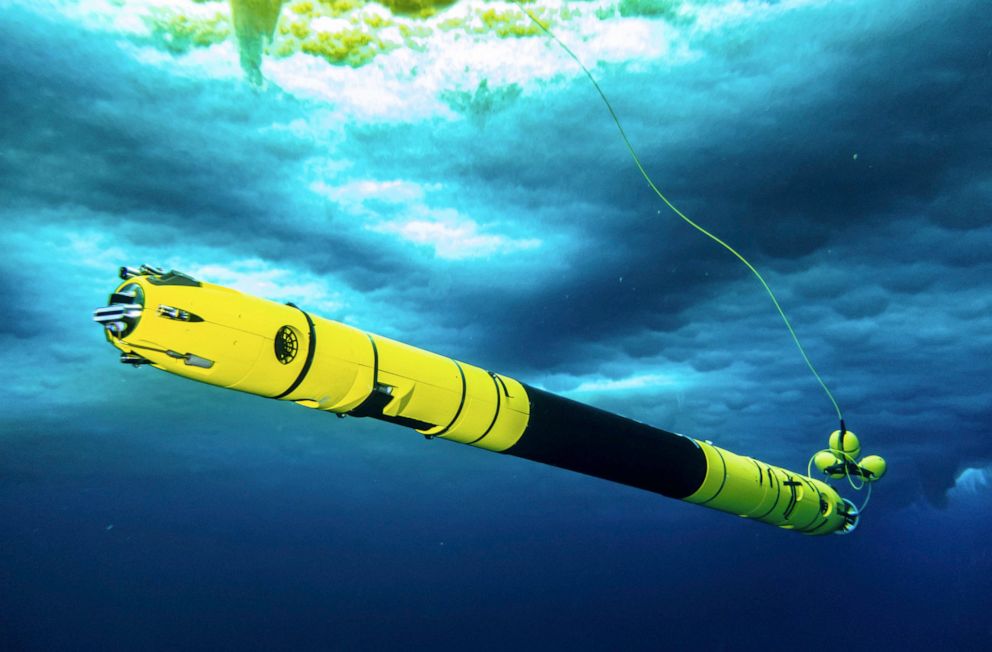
left=512, top=1, right=844, bottom=425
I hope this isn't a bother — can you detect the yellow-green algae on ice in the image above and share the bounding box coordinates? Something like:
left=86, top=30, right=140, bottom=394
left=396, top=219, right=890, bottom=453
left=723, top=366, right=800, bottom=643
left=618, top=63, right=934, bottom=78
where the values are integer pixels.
left=126, top=0, right=705, bottom=85
left=280, top=1, right=397, bottom=66
left=146, top=7, right=231, bottom=55
left=374, top=0, right=458, bottom=19
left=127, top=1, right=576, bottom=75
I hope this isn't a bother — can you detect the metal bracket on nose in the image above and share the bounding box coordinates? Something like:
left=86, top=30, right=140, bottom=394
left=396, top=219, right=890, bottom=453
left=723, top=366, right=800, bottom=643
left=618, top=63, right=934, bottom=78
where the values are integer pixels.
left=93, top=303, right=143, bottom=336
left=119, top=265, right=165, bottom=279
left=165, top=349, right=214, bottom=369
left=120, top=353, right=152, bottom=366
left=157, top=304, right=204, bottom=322
left=119, top=265, right=200, bottom=287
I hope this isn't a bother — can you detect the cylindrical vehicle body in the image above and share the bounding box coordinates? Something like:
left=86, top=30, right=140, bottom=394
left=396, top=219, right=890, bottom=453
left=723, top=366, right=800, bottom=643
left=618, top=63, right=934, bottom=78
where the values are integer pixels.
left=95, top=267, right=851, bottom=534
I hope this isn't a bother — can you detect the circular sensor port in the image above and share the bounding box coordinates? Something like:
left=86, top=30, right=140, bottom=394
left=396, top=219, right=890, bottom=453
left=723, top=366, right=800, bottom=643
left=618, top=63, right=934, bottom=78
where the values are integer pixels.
left=274, top=325, right=300, bottom=364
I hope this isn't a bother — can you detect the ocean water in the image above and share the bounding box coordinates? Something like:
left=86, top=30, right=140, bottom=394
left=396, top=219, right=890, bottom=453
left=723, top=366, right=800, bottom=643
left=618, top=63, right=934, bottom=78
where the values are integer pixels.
left=1, top=1, right=990, bottom=649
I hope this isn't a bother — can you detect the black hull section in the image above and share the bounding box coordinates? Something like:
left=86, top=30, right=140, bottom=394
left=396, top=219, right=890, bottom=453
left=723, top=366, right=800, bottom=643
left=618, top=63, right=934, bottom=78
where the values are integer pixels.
left=504, top=385, right=708, bottom=499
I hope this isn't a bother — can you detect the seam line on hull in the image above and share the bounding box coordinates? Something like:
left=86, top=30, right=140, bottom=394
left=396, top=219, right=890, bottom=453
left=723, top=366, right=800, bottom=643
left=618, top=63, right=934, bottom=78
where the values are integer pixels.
left=753, top=466, right=782, bottom=521
left=698, top=447, right=728, bottom=506
left=467, top=372, right=503, bottom=446
left=433, top=360, right=467, bottom=437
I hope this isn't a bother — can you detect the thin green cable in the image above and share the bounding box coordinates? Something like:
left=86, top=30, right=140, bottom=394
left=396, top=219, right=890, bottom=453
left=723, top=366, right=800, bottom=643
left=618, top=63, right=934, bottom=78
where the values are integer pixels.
left=513, top=2, right=844, bottom=424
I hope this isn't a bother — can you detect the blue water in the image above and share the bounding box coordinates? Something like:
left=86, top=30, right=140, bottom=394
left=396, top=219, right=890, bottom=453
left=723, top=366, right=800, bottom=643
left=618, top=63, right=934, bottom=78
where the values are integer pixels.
left=1, top=1, right=990, bottom=649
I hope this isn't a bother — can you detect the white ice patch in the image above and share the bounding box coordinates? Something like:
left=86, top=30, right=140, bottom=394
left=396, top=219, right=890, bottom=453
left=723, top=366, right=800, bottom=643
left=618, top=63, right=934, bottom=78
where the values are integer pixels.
left=68, top=233, right=129, bottom=272
left=264, top=52, right=452, bottom=121
left=62, top=0, right=227, bottom=36
left=948, top=466, right=992, bottom=497
left=572, top=373, right=680, bottom=393
left=367, top=207, right=540, bottom=260
left=310, top=16, right=352, bottom=34
left=310, top=176, right=540, bottom=260
left=187, top=260, right=345, bottom=316
left=310, top=178, right=433, bottom=209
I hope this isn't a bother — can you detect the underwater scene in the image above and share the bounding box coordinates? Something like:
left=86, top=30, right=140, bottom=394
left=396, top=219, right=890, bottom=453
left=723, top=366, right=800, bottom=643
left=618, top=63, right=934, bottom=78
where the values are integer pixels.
left=1, top=0, right=990, bottom=649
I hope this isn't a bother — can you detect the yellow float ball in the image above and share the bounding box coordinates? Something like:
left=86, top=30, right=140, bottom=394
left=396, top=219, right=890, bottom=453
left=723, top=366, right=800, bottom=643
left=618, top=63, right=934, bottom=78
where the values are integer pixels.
left=813, top=451, right=845, bottom=478
left=859, top=455, right=887, bottom=482
left=828, top=430, right=861, bottom=459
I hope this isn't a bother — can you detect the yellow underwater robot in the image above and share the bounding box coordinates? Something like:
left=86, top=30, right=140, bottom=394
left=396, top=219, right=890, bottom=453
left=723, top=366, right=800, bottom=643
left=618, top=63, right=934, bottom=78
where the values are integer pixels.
left=94, top=265, right=884, bottom=535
